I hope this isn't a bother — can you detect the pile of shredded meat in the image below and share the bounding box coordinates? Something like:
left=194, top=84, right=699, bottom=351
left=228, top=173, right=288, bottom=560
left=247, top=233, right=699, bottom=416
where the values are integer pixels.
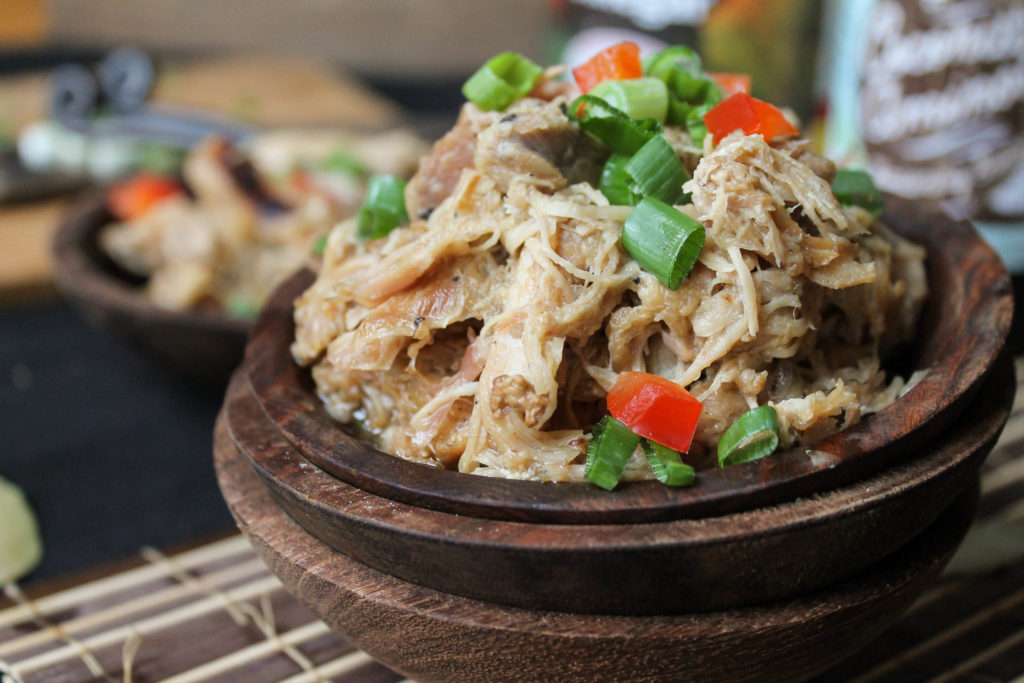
left=291, top=96, right=927, bottom=481
left=101, top=129, right=425, bottom=316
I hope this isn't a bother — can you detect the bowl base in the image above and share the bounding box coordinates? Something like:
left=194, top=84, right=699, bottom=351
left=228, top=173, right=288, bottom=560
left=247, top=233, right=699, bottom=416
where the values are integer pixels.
left=215, top=412, right=978, bottom=683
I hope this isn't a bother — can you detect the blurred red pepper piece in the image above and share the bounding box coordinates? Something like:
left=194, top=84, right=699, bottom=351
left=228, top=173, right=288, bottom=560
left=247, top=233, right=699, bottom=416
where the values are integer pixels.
left=606, top=371, right=703, bottom=453
left=703, top=91, right=798, bottom=144
left=709, top=72, right=751, bottom=97
left=572, top=42, right=643, bottom=94
left=107, top=173, right=182, bottom=221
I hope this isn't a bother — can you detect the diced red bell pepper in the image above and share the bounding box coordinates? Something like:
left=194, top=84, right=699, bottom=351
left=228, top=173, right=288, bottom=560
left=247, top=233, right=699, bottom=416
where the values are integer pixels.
left=606, top=371, right=703, bottom=453
left=709, top=72, right=751, bottom=97
left=572, top=42, right=643, bottom=94
left=107, top=173, right=182, bottom=221
left=703, top=91, right=799, bottom=144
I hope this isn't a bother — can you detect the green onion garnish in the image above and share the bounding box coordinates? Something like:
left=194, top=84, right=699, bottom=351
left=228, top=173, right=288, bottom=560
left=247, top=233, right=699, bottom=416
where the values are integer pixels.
left=225, top=296, right=261, bottom=320
left=585, top=416, right=640, bottom=490
left=312, top=234, right=327, bottom=255
left=658, top=67, right=712, bottom=107
left=597, top=136, right=689, bottom=207
left=136, top=143, right=185, bottom=175
left=717, top=405, right=781, bottom=467
left=644, top=45, right=703, bottom=80
left=645, top=46, right=718, bottom=104
left=588, top=77, right=669, bottom=123
left=625, top=135, right=690, bottom=206
left=462, top=52, right=543, bottom=111
left=642, top=440, right=695, bottom=487
left=683, top=102, right=713, bottom=147
left=645, top=45, right=723, bottom=129
left=568, top=95, right=662, bottom=155
left=622, top=197, right=705, bottom=289
left=832, top=169, right=884, bottom=217
left=357, top=174, right=408, bottom=241
left=599, top=153, right=638, bottom=206
left=321, top=148, right=368, bottom=178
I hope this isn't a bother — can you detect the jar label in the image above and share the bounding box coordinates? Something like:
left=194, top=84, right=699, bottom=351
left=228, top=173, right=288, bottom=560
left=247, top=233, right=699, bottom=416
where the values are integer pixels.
left=861, top=0, right=1024, bottom=220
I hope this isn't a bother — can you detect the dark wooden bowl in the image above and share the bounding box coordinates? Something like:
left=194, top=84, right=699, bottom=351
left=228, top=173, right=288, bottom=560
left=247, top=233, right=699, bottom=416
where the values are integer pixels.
left=244, top=195, right=1013, bottom=524
left=223, top=195, right=1015, bottom=615
left=225, top=358, right=1012, bottom=614
left=215, top=408, right=980, bottom=683
left=52, top=194, right=250, bottom=384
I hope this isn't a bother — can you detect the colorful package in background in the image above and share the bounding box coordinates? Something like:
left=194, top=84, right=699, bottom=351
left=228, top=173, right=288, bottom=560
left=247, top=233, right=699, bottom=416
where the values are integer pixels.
left=547, top=0, right=823, bottom=125
left=819, top=0, right=1024, bottom=271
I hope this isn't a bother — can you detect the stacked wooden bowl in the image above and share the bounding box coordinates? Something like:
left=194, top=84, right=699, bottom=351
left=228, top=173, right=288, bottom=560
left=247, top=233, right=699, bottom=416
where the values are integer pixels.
left=216, top=197, right=1014, bottom=682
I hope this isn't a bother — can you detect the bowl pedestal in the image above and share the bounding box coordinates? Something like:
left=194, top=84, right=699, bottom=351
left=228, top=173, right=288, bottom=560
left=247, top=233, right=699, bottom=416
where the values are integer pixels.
left=215, top=400, right=984, bottom=682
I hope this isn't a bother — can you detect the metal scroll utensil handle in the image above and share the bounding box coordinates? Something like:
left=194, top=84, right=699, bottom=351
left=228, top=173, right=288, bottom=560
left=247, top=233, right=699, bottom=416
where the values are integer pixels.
left=50, top=47, right=255, bottom=148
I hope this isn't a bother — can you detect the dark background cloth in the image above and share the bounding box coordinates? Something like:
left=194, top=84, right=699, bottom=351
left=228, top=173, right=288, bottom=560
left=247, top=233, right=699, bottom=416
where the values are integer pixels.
left=0, top=299, right=235, bottom=582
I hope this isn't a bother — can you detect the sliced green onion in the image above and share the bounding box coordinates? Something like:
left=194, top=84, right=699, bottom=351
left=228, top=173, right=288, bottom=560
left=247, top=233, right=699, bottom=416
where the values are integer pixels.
left=642, top=440, right=695, bottom=487
left=568, top=95, right=663, bottom=155
left=462, top=52, right=543, bottom=111
left=136, top=143, right=185, bottom=175
left=588, top=77, right=669, bottom=123
left=312, top=234, right=327, bottom=255
left=646, top=46, right=721, bottom=101
left=597, top=136, right=690, bottom=207
left=832, top=168, right=884, bottom=217
left=225, top=296, right=261, bottom=319
left=321, top=148, right=368, bottom=178
left=666, top=97, right=690, bottom=128
left=665, top=69, right=712, bottom=105
left=644, top=46, right=703, bottom=80
left=585, top=415, right=641, bottom=490
left=357, top=174, right=408, bottom=241
left=599, top=153, right=638, bottom=206
left=717, top=405, right=781, bottom=467
left=666, top=100, right=714, bottom=145
left=622, top=197, right=705, bottom=289
left=646, top=45, right=723, bottom=134
left=700, top=77, right=724, bottom=106
left=684, top=102, right=713, bottom=147
left=625, top=135, right=690, bottom=206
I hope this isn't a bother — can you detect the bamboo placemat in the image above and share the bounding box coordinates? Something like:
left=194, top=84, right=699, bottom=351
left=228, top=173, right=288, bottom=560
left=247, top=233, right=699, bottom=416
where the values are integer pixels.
left=3, top=363, right=1024, bottom=682
left=0, top=535, right=406, bottom=682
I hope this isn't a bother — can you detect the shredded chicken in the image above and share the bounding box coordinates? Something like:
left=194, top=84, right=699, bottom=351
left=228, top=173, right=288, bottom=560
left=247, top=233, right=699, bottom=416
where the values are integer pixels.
left=293, top=97, right=927, bottom=480
left=101, top=130, right=426, bottom=316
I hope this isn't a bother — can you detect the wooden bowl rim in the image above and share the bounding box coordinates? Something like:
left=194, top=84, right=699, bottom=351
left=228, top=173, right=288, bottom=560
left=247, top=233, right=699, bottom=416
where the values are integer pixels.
left=222, top=360, right=1005, bottom=614
left=245, top=194, right=1013, bottom=523
left=51, top=193, right=251, bottom=336
left=230, top=361, right=1009, bottom=548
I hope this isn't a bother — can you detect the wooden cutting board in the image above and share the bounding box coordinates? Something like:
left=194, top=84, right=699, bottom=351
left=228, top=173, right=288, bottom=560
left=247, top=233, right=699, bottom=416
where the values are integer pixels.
left=0, top=197, right=68, bottom=304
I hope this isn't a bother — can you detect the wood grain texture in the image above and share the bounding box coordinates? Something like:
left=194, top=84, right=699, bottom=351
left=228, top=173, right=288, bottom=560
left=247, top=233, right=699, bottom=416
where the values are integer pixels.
left=44, top=1, right=549, bottom=81
left=226, top=358, right=1012, bottom=615
left=244, top=194, right=1013, bottom=524
left=51, top=194, right=250, bottom=383
left=0, top=197, right=68, bottom=303
left=214, top=409, right=980, bottom=683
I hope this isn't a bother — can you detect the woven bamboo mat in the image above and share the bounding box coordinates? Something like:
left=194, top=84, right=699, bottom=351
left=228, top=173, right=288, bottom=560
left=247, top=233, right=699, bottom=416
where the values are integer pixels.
left=3, top=362, right=1024, bottom=682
